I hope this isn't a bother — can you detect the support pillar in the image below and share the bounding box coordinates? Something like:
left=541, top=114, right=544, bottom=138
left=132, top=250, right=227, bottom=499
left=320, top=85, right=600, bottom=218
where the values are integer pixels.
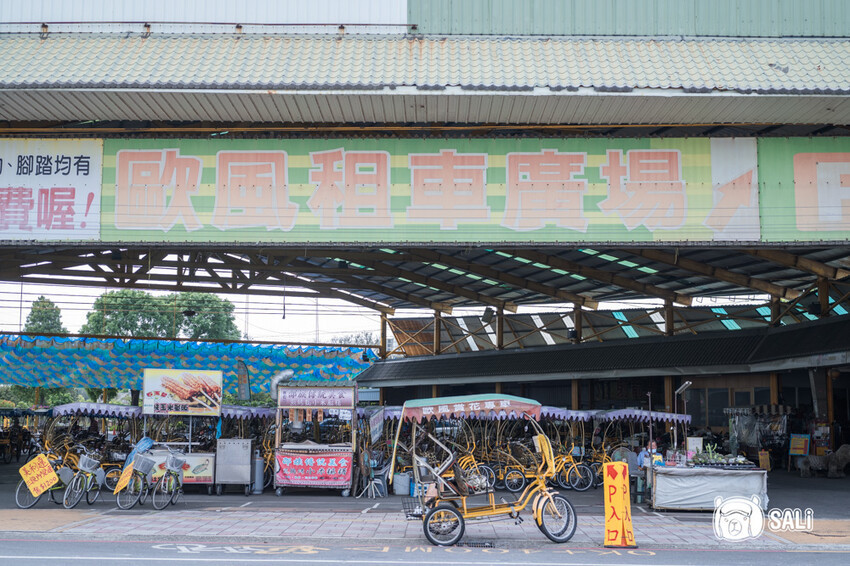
left=495, top=382, right=502, bottom=394
left=379, top=313, right=387, bottom=359
left=572, top=380, right=579, bottom=411
left=828, top=369, right=837, bottom=449
left=664, top=300, right=674, bottom=336
left=431, top=384, right=439, bottom=398
left=770, top=372, right=780, bottom=405
left=433, top=310, right=441, bottom=355
left=572, top=303, right=583, bottom=344
left=818, top=277, right=830, bottom=317
left=496, top=308, right=504, bottom=350
left=770, top=296, right=781, bottom=326
left=664, top=376, right=673, bottom=413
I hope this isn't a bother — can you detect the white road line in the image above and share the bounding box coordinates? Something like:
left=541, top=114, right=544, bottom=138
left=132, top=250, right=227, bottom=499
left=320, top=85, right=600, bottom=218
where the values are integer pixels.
left=0, top=558, right=692, bottom=566
left=361, top=503, right=380, bottom=514
left=240, top=502, right=252, bottom=507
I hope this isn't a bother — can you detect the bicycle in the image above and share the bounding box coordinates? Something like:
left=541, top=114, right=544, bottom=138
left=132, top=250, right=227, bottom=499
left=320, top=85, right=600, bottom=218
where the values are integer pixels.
left=63, top=445, right=104, bottom=509
left=152, top=445, right=185, bottom=510
left=14, top=441, right=72, bottom=509
left=115, top=448, right=157, bottom=510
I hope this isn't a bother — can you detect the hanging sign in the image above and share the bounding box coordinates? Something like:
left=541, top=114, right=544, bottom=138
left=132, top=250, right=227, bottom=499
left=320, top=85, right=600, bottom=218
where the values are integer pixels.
left=19, top=454, right=59, bottom=497
left=113, top=461, right=135, bottom=495
left=278, top=386, right=355, bottom=408
left=369, top=408, right=385, bottom=444
left=275, top=450, right=352, bottom=488
left=236, top=360, right=251, bottom=402
left=603, top=461, right=637, bottom=548
left=789, top=434, right=810, bottom=456
left=143, top=368, right=222, bottom=416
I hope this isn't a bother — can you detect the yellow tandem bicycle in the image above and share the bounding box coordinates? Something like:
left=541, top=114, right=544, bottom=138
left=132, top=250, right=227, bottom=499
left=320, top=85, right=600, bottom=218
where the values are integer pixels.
left=389, top=394, right=577, bottom=546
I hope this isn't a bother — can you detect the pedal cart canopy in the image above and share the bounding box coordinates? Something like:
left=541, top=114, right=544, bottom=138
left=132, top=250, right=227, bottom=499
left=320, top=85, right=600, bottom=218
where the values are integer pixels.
left=398, top=394, right=542, bottom=421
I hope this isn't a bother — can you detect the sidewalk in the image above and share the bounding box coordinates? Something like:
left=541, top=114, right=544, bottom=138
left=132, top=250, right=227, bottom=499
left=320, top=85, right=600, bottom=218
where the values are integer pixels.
left=2, top=499, right=847, bottom=550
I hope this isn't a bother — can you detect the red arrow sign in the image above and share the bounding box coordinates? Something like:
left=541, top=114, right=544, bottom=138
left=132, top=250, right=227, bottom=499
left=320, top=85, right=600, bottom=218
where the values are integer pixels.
left=606, top=465, right=618, bottom=480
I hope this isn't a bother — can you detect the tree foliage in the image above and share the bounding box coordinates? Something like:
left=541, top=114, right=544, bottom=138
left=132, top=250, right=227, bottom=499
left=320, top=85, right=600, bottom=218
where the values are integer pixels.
left=24, top=296, right=68, bottom=335
left=328, top=331, right=379, bottom=346
left=80, top=289, right=240, bottom=340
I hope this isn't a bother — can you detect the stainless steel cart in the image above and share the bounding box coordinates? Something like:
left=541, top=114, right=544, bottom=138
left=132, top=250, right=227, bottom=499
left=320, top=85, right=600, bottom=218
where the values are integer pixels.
left=214, top=438, right=252, bottom=496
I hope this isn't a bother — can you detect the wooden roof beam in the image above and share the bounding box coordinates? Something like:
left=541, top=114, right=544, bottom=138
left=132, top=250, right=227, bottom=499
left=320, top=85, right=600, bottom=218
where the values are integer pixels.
left=513, top=249, right=692, bottom=306
left=628, top=249, right=801, bottom=300
left=347, top=258, right=518, bottom=312
left=742, top=249, right=850, bottom=281
left=406, top=249, right=598, bottom=309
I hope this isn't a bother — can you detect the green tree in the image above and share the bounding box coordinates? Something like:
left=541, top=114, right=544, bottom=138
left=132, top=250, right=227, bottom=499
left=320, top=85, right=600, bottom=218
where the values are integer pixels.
left=328, top=331, right=379, bottom=345
left=24, top=296, right=68, bottom=334
left=175, top=292, right=241, bottom=341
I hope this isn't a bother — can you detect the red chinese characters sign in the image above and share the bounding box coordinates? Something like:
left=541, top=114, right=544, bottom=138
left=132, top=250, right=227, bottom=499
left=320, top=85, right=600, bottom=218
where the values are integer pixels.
left=0, top=139, right=101, bottom=241
left=277, top=386, right=356, bottom=409
left=603, top=461, right=637, bottom=548
left=275, top=450, right=352, bottom=488
left=19, top=454, right=59, bottom=497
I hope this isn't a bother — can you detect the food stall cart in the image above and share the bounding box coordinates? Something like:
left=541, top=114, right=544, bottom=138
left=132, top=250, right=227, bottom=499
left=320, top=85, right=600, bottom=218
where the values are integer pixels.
left=274, top=380, right=358, bottom=496
left=143, top=368, right=222, bottom=493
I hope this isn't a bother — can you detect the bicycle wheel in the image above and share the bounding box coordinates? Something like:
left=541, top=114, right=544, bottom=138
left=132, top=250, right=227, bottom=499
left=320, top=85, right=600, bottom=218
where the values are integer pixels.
left=15, top=479, right=43, bottom=509
left=116, top=472, right=143, bottom=510
left=537, top=493, right=577, bottom=543
left=556, top=468, right=572, bottom=490
left=568, top=464, right=594, bottom=492
left=152, top=474, right=174, bottom=510
left=63, top=473, right=85, bottom=509
left=477, top=464, right=496, bottom=489
left=85, top=475, right=101, bottom=505
left=590, top=462, right=602, bottom=486
left=423, top=504, right=465, bottom=546
left=104, top=468, right=122, bottom=492
left=263, top=464, right=274, bottom=489
left=1, top=446, right=11, bottom=464
left=504, top=468, right=526, bottom=493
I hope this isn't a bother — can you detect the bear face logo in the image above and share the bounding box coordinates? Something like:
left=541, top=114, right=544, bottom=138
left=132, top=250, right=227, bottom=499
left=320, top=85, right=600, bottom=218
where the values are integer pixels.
left=713, top=495, right=765, bottom=541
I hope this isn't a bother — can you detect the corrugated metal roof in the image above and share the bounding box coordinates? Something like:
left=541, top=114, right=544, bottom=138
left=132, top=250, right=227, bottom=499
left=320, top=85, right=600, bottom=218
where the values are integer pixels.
left=1, top=34, right=847, bottom=93
left=408, top=0, right=850, bottom=38
left=356, top=315, right=850, bottom=386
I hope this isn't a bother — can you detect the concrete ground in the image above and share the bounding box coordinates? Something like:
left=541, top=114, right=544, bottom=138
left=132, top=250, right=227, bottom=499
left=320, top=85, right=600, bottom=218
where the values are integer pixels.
left=1, top=458, right=848, bottom=552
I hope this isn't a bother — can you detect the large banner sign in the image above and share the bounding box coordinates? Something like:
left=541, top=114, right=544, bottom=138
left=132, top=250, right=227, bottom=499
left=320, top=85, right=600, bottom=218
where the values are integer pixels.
left=143, top=368, right=223, bottom=416
left=0, top=139, right=102, bottom=241
left=4, top=137, right=848, bottom=244
left=277, top=386, right=355, bottom=409
left=275, top=450, right=352, bottom=488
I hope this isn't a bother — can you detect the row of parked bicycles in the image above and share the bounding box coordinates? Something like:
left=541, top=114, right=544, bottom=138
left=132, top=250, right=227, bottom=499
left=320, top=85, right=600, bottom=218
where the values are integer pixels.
left=14, top=434, right=187, bottom=511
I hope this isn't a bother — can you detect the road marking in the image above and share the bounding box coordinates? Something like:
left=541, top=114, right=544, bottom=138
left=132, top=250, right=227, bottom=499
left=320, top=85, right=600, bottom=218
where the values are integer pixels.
left=0, top=557, right=696, bottom=565
left=361, top=503, right=380, bottom=514
left=240, top=502, right=253, bottom=507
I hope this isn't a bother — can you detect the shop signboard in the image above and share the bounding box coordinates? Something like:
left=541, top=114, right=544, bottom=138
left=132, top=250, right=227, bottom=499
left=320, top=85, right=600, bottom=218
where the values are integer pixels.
left=19, top=454, right=59, bottom=497
left=369, top=408, right=384, bottom=444
left=148, top=450, right=214, bottom=484
left=96, top=137, right=850, bottom=245
left=143, top=368, right=222, bottom=417
left=789, top=434, right=810, bottom=456
left=275, top=450, right=352, bottom=488
left=277, top=386, right=355, bottom=409
left=0, top=139, right=102, bottom=241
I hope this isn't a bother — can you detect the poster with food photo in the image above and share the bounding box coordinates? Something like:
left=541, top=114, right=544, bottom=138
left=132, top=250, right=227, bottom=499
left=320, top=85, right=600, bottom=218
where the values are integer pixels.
left=143, top=368, right=223, bottom=417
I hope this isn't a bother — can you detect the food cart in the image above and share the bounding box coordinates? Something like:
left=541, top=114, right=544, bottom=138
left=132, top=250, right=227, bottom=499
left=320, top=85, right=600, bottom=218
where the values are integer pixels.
left=274, top=380, right=357, bottom=496
left=143, top=368, right=222, bottom=493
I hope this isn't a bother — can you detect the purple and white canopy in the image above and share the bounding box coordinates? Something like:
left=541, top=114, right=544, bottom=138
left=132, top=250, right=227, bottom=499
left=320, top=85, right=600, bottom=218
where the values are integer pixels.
left=52, top=402, right=142, bottom=419
left=599, top=408, right=691, bottom=425
left=540, top=406, right=598, bottom=422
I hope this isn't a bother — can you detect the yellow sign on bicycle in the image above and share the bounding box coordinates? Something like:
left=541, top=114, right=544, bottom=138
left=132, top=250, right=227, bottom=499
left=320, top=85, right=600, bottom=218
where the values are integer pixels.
left=113, top=461, right=135, bottom=495
left=20, top=454, right=59, bottom=497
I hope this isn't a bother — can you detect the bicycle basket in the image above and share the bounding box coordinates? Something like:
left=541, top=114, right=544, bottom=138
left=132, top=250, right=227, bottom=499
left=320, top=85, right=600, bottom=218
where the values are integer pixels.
left=78, top=454, right=101, bottom=473
left=134, top=455, right=156, bottom=476
left=166, top=454, right=186, bottom=472
left=401, top=497, right=425, bottom=520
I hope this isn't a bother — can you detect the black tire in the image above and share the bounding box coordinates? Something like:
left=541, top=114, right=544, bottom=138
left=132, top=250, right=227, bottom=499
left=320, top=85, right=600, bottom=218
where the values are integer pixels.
left=537, top=494, right=577, bottom=543
left=263, top=465, right=274, bottom=489
left=48, top=487, right=63, bottom=505
left=590, top=462, right=603, bottom=487
left=477, top=464, right=496, bottom=489
left=245, top=485, right=251, bottom=496
left=568, top=464, right=594, bottom=492
left=104, top=468, right=122, bottom=492
left=116, top=472, right=143, bottom=510
left=504, top=468, right=526, bottom=493
left=152, top=474, right=174, bottom=510
left=63, top=473, right=85, bottom=509
left=423, top=504, right=465, bottom=546
left=15, top=479, right=43, bottom=509
left=216, top=483, right=223, bottom=496
left=85, top=476, right=101, bottom=505
left=556, top=468, right=572, bottom=490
